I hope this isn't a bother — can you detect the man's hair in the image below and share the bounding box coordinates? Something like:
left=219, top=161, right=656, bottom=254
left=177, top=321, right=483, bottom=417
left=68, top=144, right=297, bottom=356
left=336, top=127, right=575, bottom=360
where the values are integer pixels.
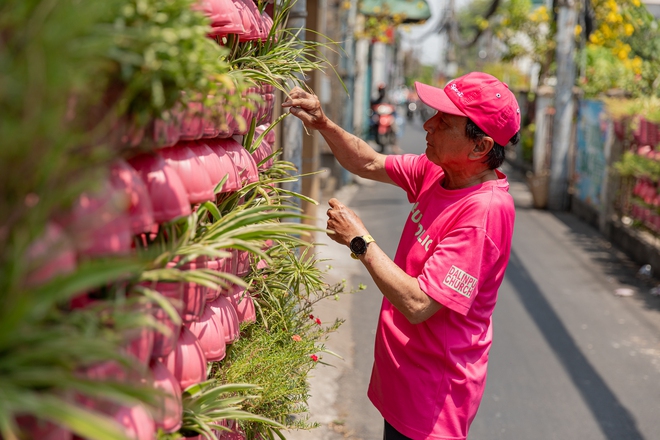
left=466, top=118, right=521, bottom=169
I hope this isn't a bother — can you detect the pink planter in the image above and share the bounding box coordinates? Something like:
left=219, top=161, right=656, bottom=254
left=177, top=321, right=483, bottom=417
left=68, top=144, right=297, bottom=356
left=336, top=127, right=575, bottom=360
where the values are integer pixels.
left=179, top=100, right=205, bottom=140
left=109, top=160, right=155, bottom=234
left=152, top=110, right=182, bottom=148
left=145, top=281, right=184, bottom=359
left=64, top=181, right=133, bottom=258
left=16, top=416, right=72, bottom=440
left=158, top=144, right=215, bottom=204
left=232, top=0, right=263, bottom=42
left=124, top=324, right=155, bottom=367
left=127, top=153, right=192, bottom=223
left=205, top=257, right=233, bottom=301
left=232, top=248, right=251, bottom=277
left=205, top=139, right=242, bottom=192
left=208, top=295, right=240, bottom=344
left=186, top=304, right=227, bottom=362
left=250, top=139, right=274, bottom=171
left=25, top=222, right=77, bottom=287
left=113, top=404, right=156, bottom=440
left=215, top=138, right=259, bottom=185
left=188, top=141, right=229, bottom=188
left=197, top=0, right=245, bottom=37
left=150, top=359, right=183, bottom=433
left=172, top=256, right=209, bottom=323
left=162, top=326, right=208, bottom=391
left=227, top=284, right=256, bottom=324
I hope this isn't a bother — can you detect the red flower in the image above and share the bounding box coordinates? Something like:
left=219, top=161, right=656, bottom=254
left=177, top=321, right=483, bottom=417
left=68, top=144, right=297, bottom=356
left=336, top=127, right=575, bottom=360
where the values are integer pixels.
left=310, top=354, right=318, bottom=362
left=292, top=334, right=302, bottom=342
left=315, top=318, right=321, bottom=325
left=309, top=314, right=314, bottom=320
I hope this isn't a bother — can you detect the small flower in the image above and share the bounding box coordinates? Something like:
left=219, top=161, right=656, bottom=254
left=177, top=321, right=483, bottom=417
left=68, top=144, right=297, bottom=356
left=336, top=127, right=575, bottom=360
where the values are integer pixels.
left=292, top=334, right=302, bottom=342
left=310, top=354, right=318, bottom=362
left=315, top=318, right=322, bottom=325
left=309, top=314, right=314, bottom=320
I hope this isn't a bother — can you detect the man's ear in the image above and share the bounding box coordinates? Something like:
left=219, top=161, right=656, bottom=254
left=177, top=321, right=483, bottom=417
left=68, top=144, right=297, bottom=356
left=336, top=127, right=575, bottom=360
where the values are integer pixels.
left=469, top=137, right=494, bottom=160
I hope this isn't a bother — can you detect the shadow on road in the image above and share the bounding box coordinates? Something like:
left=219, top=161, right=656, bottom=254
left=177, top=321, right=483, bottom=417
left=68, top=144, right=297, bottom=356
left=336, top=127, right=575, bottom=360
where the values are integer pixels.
left=506, top=249, right=645, bottom=440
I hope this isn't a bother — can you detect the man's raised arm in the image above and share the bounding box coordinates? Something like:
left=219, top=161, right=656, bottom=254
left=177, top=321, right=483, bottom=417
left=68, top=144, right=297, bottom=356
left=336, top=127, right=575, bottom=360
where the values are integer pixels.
left=282, top=87, right=394, bottom=185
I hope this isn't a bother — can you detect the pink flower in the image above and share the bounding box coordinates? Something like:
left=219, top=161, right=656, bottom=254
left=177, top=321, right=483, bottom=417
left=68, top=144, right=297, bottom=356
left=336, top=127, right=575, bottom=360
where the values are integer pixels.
left=315, top=318, right=321, bottom=325
left=292, top=334, right=302, bottom=342
left=310, top=354, right=318, bottom=362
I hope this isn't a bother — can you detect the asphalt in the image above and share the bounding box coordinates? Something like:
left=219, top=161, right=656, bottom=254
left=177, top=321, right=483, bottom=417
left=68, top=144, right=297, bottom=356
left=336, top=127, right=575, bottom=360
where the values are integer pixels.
left=286, top=121, right=660, bottom=440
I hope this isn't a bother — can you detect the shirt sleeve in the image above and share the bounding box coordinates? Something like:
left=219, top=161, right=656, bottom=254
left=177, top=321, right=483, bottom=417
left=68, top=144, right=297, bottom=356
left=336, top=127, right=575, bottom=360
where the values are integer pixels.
left=417, top=227, right=501, bottom=315
left=385, top=154, right=432, bottom=203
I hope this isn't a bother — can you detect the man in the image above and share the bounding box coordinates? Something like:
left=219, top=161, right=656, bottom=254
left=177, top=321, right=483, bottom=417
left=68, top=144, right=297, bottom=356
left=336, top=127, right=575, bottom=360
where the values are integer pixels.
left=283, top=72, right=521, bottom=440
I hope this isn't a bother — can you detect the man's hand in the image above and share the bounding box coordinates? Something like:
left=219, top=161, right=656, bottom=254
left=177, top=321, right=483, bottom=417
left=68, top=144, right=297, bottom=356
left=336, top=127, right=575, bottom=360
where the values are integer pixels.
left=282, top=87, right=329, bottom=130
left=325, top=198, right=369, bottom=247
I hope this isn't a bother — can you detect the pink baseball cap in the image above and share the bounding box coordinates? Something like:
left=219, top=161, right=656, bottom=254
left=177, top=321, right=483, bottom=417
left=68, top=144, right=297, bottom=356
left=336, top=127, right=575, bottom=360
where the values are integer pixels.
left=415, top=72, right=521, bottom=146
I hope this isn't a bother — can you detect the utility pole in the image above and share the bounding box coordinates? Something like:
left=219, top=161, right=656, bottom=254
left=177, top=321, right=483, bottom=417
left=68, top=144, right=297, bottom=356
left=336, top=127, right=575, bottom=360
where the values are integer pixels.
left=548, top=0, right=578, bottom=211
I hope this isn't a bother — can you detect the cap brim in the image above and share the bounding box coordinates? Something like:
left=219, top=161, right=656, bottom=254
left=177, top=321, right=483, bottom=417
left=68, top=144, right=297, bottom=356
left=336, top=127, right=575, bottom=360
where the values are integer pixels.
left=414, top=81, right=465, bottom=117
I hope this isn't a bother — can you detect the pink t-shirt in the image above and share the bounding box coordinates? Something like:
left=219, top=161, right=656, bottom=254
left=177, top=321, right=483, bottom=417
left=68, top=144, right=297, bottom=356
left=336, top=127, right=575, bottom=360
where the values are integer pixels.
left=367, top=154, right=515, bottom=439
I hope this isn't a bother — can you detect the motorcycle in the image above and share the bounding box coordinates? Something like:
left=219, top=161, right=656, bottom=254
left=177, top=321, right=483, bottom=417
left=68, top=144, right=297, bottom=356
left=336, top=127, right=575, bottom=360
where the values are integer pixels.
left=370, top=103, right=397, bottom=153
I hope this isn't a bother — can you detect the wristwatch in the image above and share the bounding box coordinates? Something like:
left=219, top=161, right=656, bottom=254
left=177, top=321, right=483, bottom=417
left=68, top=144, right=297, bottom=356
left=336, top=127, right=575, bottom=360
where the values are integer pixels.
left=350, top=235, right=375, bottom=259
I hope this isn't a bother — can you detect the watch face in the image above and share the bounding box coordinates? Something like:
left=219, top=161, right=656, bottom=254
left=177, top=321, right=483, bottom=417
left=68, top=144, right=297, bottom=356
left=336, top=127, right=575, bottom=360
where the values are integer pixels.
left=350, top=236, right=368, bottom=255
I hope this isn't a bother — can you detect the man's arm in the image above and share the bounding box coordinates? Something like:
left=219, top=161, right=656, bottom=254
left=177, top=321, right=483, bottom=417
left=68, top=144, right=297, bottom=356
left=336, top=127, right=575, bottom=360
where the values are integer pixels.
left=326, top=198, right=442, bottom=324
left=282, top=87, right=394, bottom=185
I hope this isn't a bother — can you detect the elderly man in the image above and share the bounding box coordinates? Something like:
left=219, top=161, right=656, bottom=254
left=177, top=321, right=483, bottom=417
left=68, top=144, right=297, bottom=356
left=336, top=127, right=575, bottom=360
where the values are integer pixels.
left=283, top=72, right=521, bottom=440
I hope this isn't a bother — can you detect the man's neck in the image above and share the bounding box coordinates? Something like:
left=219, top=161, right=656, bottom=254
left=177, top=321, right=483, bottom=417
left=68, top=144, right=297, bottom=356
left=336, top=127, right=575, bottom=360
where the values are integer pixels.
left=441, top=167, right=498, bottom=190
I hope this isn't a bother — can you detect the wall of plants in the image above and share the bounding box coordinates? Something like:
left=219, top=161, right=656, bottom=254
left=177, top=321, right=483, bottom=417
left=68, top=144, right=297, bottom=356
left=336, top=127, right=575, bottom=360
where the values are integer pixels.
left=0, top=1, right=343, bottom=439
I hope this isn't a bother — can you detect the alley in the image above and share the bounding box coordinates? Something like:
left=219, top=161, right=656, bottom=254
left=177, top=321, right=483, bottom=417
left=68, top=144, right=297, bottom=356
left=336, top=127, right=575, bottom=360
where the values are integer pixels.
left=291, top=120, right=660, bottom=440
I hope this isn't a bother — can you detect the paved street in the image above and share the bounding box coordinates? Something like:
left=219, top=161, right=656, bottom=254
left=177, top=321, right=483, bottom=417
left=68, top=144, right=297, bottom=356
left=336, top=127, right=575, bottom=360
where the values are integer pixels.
left=288, top=121, right=660, bottom=440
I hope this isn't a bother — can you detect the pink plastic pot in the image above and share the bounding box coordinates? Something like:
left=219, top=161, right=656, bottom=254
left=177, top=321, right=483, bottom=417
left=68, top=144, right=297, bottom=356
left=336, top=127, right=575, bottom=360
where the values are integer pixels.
left=113, top=403, right=156, bottom=440
left=257, top=123, right=276, bottom=145
left=127, top=153, right=192, bottom=223
left=124, top=324, right=155, bottom=367
left=25, top=222, right=77, bottom=287
left=250, top=139, right=274, bottom=171
left=205, top=258, right=233, bottom=301
left=260, top=11, right=274, bottom=42
left=109, top=160, right=155, bottom=234
left=231, top=0, right=262, bottom=41
left=179, top=100, right=205, bottom=141
left=150, top=359, right=183, bottom=433
left=172, top=256, right=209, bottom=323
left=232, top=248, right=251, bottom=277
left=143, top=281, right=184, bottom=359
left=208, top=295, right=240, bottom=344
left=62, top=181, right=133, bottom=258
left=204, top=139, right=242, bottom=192
left=185, top=304, right=227, bottom=362
left=214, top=138, right=259, bottom=185
left=188, top=141, right=228, bottom=188
left=162, top=326, right=208, bottom=391
left=196, top=0, right=245, bottom=37
left=15, top=416, right=72, bottom=440
left=227, top=284, right=256, bottom=324
left=152, top=110, right=181, bottom=148
left=158, top=144, right=215, bottom=204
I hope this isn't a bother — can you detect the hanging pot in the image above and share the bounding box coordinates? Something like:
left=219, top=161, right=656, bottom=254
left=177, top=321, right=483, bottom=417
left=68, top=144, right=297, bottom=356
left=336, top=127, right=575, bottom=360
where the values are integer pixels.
left=172, top=256, right=209, bottom=323
left=162, top=326, right=208, bottom=391
left=227, top=284, right=256, bottom=324
left=61, top=180, right=133, bottom=258
left=109, top=160, right=155, bottom=234
left=214, top=138, right=259, bottom=185
left=158, top=144, right=215, bottom=204
left=113, top=403, right=156, bottom=440
left=25, top=222, right=77, bottom=287
left=179, top=99, right=205, bottom=140
left=124, top=322, right=155, bottom=368
left=150, top=359, right=183, bottom=434
left=207, top=295, right=240, bottom=344
left=127, top=153, right=192, bottom=223
left=231, top=0, right=261, bottom=41
left=185, top=304, right=227, bottom=362
left=197, top=0, right=245, bottom=38
left=143, top=281, right=184, bottom=359
left=188, top=141, right=228, bottom=188
left=250, top=138, right=274, bottom=171
left=204, top=139, right=242, bottom=193
left=231, top=248, right=251, bottom=277
left=15, top=416, right=72, bottom=440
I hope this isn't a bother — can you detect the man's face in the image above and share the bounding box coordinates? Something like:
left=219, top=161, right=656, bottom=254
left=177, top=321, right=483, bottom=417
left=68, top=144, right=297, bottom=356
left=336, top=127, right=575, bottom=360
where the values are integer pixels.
left=422, top=111, right=474, bottom=168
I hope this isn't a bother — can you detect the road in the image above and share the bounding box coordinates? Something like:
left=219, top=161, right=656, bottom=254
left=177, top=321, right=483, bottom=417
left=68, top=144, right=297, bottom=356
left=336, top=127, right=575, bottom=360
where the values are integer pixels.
left=287, top=120, right=660, bottom=440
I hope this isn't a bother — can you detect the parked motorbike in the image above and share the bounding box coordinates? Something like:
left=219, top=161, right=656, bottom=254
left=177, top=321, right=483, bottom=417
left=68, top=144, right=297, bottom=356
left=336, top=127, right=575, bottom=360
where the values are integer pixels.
left=370, top=103, right=397, bottom=153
